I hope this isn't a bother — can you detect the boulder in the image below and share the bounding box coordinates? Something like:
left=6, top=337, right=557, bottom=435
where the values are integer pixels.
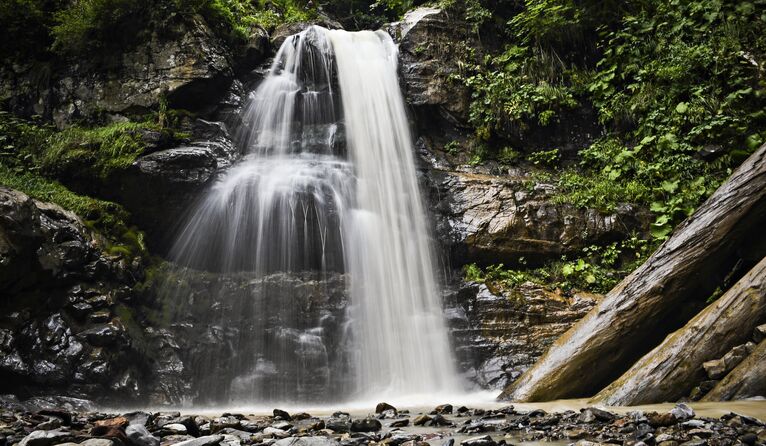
left=18, top=430, right=73, bottom=446
left=391, top=8, right=477, bottom=125
left=273, top=438, right=339, bottom=446
left=350, top=418, right=381, bottom=432
left=375, top=402, right=396, bottom=414
left=430, top=170, right=651, bottom=266
left=592, top=256, right=766, bottom=405
left=703, top=339, right=766, bottom=401
left=126, top=424, right=160, bottom=446
left=500, top=144, right=766, bottom=402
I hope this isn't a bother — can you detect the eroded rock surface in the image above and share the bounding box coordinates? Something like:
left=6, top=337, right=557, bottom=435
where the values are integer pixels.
left=446, top=281, right=599, bottom=390
left=430, top=170, right=651, bottom=267
left=1, top=15, right=234, bottom=127
left=0, top=187, right=147, bottom=402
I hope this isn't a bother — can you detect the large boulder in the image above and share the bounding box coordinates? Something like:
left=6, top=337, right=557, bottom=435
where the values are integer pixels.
left=115, top=119, right=239, bottom=252
left=430, top=169, right=651, bottom=267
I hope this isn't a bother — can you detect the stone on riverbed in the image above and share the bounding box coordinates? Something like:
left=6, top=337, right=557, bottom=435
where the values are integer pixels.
left=350, top=418, right=382, bottom=432
left=18, top=430, right=73, bottom=446
left=172, top=435, right=224, bottom=446
left=126, top=424, right=160, bottom=446
left=274, top=437, right=340, bottom=446
left=375, top=402, right=397, bottom=414
left=460, top=435, right=495, bottom=446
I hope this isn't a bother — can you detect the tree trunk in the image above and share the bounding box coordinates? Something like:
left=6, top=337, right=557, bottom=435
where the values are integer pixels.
left=702, top=339, right=766, bottom=401
left=592, top=256, right=766, bottom=405
left=499, top=144, right=766, bottom=402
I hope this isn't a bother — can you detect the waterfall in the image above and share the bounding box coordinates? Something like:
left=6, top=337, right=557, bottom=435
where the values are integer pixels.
left=167, top=25, right=462, bottom=405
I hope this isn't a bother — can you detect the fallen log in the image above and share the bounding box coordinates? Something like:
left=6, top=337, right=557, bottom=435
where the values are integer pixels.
left=702, top=339, right=766, bottom=401
left=499, top=144, right=766, bottom=402
left=592, top=256, right=766, bottom=405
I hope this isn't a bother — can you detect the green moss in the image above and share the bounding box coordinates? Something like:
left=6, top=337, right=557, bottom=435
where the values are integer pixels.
left=42, top=121, right=151, bottom=180
left=0, top=164, right=147, bottom=256
left=0, top=164, right=127, bottom=226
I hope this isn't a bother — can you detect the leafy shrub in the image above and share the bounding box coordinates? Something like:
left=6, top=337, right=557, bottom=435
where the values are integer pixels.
left=463, top=237, right=651, bottom=294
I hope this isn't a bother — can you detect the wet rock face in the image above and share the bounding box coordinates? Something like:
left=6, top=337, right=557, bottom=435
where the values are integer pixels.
left=0, top=187, right=146, bottom=402
left=446, top=280, right=598, bottom=390
left=392, top=8, right=476, bottom=125
left=116, top=118, right=240, bottom=252
left=145, top=269, right=352, bottom=405
left=1, top=14, right=233, bottom=126
left=429, top=170, right=651, bottom=267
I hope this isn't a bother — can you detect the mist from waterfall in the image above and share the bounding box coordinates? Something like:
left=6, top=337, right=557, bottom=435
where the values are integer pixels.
left=167, top=25, right=462, bottom=405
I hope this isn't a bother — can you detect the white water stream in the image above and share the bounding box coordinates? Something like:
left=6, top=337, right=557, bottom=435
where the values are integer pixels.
left=169, top=26, right=463, bottom=404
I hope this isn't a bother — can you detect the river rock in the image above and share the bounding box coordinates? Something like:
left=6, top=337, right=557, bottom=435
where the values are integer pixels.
left=375, top=402, right=396, bottom=414
left=127, top=424, right=160, bottom=446
left=703, top=359, right=727, bottom=380
left=350, top=418, right=381, bottom=432
left=172, top=435, right=224, bottom=446
left=274, top=437, right=339, bottom=446
left=390, top=419, right=409, bottom=428
left=18, top=429, right=73, bottom=446
left=460, top=435, right=495, bottom=446
left=273, top=409, right=292, bottom=421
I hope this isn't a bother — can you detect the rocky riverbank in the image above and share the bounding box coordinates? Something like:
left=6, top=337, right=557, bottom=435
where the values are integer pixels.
left=1, top=398, right=764, bottom=446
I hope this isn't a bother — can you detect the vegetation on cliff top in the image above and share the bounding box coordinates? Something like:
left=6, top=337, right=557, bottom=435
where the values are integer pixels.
left=444, top=0, right=766, bottom=239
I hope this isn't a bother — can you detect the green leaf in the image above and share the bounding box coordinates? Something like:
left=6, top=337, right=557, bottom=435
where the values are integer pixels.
left=650, top=201, right=667, bottom=212
left=661, top=180, right=679, bottom=193
left=562, top=264, right=574, bottom=276
left=675, top=102, right=688, bottom=114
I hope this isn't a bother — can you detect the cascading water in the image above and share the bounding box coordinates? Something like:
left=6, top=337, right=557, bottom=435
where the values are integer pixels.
left=167, top=25, right=462, bottom=405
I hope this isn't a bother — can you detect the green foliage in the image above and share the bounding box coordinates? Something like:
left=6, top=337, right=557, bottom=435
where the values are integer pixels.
left=0, top=112, right=148, bottom=257
left=455, top=0, right=766, bottom=240
left=526, top=148, right=560, bottom=167
left=582, top=0, right=766, bottom=237
left=42, top=121, right=153, bottom=180
left=0, top=164, right=145, bottom=257
left=456, top=44, right=584, bottom=140
left=51, top=0, right=148, bottom=55
left=463, top=237, right=651, bottom=294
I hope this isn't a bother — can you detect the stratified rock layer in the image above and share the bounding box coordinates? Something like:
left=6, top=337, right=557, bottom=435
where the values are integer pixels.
left=430, top=170, right=650, bottom=266
left=446, top=282, right=598, bottom=390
